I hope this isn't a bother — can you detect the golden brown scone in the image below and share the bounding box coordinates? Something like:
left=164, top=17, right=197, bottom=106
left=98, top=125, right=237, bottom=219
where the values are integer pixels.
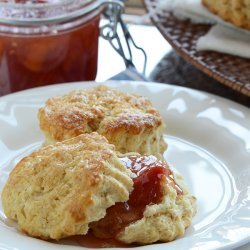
left=1, top=133, right=133, bottom=240
left=38, top=85, right=167, bottom=159
left=202, top=0, right=250, bottom=30
left=117, top=173, right=196, bottom=244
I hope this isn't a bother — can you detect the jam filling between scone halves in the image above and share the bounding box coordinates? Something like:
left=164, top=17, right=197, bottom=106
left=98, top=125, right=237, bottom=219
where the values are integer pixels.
left=90, top=155, right=183, bottom=239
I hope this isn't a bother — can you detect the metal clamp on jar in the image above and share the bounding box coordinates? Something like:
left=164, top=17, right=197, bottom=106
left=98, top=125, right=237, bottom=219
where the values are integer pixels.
left=0, top=0, right=146, bottom=95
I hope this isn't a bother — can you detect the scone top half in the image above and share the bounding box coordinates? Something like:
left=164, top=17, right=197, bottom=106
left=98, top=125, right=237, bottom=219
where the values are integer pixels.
left=38, top=85, right=167, bottom=159
left=1, top=133, right=133, bottom=240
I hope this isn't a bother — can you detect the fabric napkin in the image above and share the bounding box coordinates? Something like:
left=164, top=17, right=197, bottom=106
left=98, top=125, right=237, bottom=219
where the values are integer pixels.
left=159, top=0, right=250, bottom=59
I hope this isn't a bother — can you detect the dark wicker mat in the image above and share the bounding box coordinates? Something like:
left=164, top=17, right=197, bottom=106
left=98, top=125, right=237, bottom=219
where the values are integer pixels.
left=144, top=0, right=250, bottom=98
left=150, top=51, right=250, bottom=107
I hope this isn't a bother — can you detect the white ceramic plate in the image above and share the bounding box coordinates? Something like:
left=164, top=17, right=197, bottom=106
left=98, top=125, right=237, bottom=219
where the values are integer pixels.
left=0, top=81, right=249, bottom=250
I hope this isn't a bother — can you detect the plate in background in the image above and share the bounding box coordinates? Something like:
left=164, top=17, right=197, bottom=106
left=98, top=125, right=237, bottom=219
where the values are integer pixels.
left=144, top=0, right=250, bottom=97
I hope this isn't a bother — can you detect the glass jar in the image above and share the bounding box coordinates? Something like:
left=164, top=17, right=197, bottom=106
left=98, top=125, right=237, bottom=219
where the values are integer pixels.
left=0, top=0, right=121, bottom=95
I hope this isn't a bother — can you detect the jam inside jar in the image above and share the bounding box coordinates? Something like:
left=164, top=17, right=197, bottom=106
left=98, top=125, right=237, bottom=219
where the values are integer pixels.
left=0, top=0, right=105, bottom=95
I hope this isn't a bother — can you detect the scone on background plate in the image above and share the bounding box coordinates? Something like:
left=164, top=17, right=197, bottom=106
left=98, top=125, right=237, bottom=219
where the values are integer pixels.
left=38, top=85, right=167, bottom=159
left=1, top=133, right=196, bottom=244
left=202, top=0, right=250, bottom=30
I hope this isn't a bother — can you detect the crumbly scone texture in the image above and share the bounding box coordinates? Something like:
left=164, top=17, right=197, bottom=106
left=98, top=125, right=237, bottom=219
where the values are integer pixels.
left=116, top=172, right=197, bottom=244
left=38, top=85, right=167, bottom=159
left=202, top=0, right=250, bottom=30
left=1, top=133, right=133, bottom=240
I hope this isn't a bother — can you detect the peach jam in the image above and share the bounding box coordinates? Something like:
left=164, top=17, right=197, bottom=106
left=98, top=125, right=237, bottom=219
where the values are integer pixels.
left=0, top=0, right=107, bottom=95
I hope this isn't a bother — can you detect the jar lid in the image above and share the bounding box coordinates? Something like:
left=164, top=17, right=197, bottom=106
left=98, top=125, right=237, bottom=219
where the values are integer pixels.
left=0, top=0, right=122, bottom=25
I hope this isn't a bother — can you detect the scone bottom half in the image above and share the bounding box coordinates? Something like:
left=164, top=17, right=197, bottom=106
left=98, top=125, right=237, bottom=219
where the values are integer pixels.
left=38, top=85, right=167, bottom=159
left=1, top=133, right=196, bottom=246
left=90, top=154, right=196, bottom=245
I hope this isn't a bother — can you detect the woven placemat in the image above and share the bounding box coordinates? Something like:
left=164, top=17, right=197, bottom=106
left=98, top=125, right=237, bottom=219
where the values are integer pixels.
left=150, top=51, right=250, bottom=106
left=144, top=0, right=250, bottom=97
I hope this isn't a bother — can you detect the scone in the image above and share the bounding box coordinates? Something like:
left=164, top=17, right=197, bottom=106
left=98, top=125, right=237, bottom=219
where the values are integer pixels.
left=38, top=85, right=167, bottom=159
left=90, top=155, right=197, bottom=245
left=1, top=133, right=133, bottom=240
left=2, top=133, right=196, bottom=244
left=202, top=0, right=250, bottom=30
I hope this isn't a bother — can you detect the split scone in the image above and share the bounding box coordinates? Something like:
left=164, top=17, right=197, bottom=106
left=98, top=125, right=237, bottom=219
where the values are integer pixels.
left=1, top=133, right=196, bottom=244
left=202, top=0, right=250, bottom=30
left=38, top=85, right=167, bottom=159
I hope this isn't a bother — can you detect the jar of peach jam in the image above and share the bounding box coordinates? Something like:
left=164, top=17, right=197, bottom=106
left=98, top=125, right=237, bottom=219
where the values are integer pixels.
left=0, top=0, right=122, bottom=95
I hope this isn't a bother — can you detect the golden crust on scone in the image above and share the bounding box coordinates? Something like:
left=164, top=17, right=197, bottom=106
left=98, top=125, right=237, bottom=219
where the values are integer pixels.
left=1, top=133, right=133, bottom=240
left=38, top=85, right=167, bottom=159
left=202, top=0, right=250, bottom=30
left=116, top=173, right=196, bottom=244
